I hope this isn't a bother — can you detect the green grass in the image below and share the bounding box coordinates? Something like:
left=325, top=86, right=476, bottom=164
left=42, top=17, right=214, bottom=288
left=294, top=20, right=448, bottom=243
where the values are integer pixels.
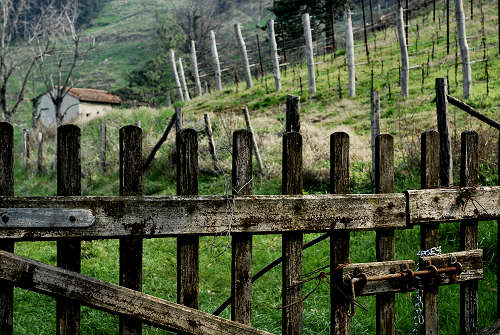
left=7, top=0, right=500, bottom=333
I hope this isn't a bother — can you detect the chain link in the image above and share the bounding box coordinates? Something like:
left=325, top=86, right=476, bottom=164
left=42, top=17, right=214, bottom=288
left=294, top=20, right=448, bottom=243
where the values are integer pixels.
left=411, top=246, right=442, bottom=335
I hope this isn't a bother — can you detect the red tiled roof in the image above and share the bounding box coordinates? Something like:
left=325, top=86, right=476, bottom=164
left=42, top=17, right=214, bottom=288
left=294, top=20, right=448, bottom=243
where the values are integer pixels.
left=67, top=88, right=121, bottom=104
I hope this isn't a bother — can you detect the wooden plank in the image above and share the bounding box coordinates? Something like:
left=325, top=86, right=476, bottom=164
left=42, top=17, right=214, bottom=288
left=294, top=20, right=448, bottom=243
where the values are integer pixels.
left=231, top=130, right=253, bottom=325
left=406, top=186, right=500, bottom=225
left=0, top=250, right=272, bottom=335
left=0, top=193, right=405, bottom=240
left=478, top=318, right=500, bottom=335
left=176, top=129, right=199, bottom=312
left=0, top=208, right=94, bottom=228
left=56, top=124, right=81, bottom=335
left=375, top=134, right=395, bottom=335
left=330, top=132, right=351, bottom=335
left=341, top=250, right=482, bottom=296
left=119, top=125, right=143, bottom=335
left=420, top=249, right=483, bottom=284
left=282, top=131, right=303, bottom=335
left=342, top=260, right=416, bottom=295
left=460, top=131, right=479, bottom=335
left=420, top=130, right=440, bottom=335
left=0, top=122, right=14, bottom=335
left=447, top=95, right=500, bottom=131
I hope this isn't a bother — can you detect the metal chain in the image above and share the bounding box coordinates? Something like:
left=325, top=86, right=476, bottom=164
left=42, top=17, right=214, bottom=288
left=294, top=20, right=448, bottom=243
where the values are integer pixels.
left=411, top=246, right=442, bottom=335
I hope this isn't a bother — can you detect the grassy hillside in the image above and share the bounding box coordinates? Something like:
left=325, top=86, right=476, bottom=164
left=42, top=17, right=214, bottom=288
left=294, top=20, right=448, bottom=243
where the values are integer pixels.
left=7, top=0, right=500, bottom=333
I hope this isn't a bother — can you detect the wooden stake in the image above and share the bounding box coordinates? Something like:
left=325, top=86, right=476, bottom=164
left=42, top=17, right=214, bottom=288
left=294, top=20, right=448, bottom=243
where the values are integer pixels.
left=460, top=131, right=479, bottom=335
left=178, top=58, right=190, bottom=102
left=119, top=125, right=143, bottom=335
left=397, top=7, right=409, bottom=97
left=421, top=130, right=440, bottom=334
left=455, top=0, right=472, bottom=98
left=371, top=91, right=380, bottom=183
left=210, top=31, right=222, bottom=91
left=204, top=113, right=219, bottom=171
left=268, top=20, right=282, bottom=91
left=0, top=122, right=14, bottom=335
left=345, top=10, right=356, bottom=97
left=435, top=78, right=453, bottom=186
left=190, top=40, right=202, bottom=97
left=242, top=107, right=264, bottom=174
left=231, top=130, right=253, bottom=325
left=56, top=125, right=82, bottom=335
left=176, top=129, right=199, bottom=312
left=302, top=14, right=316, bottom=94
left=100, top=124, right=106, bottom=173
left=170, top=49, right=184, bottom=102
left=375, top=134, right=395, bottom=335
left=286, top=95, right=300, bottom=133
left=361, top=0, right=371, bottom=64
left=330, top=132, right=351, bottom=334
left=234, top=24, right=253, bottom=89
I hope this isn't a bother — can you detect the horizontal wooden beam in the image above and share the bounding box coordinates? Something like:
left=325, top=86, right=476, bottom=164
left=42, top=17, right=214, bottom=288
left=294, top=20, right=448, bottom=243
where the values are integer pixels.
left=406, top=187, right=500, bottom=226
left=0, top=250, right=272, bottom=335
left=341, top=250, right=483, bottom=296
left=0, top=194, right=406, bottom=240
left=1, top=186, right=499, bottom=240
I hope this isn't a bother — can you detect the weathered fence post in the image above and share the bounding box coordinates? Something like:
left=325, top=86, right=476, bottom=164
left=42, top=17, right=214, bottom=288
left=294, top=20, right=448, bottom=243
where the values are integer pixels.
left=0, top=122, right=14, bottom=335
left=268, top=19, right=282, bottom=92
left=282, top=110, right=303, bottom=335
left=330, top=132, right=351, bottom=334
left=37, top=132, right=43, bottom=174
left=375, top=134, right=395, bottom=335
left=119, top=125, right=143, bottom=335
left=397, top=6, right=409, bottom=97
left=204, top=113, right=218, bottom=171
left=242, top=107, right=263, bottom=174
left=178, top=58, right=191, bottom=102
left=371, top=91, right=380, bottom=183
left=22, top=128, right=29, bottom=170
left=100, top=124, right=106, bottom=173
left=190, top=40, right=203, bottom=97
left=345, top=11, right=356, bottom=97
left=361, top=0, right=371, bottom=64
left=435, top=78, right=453, bottom=186
left=455, top=0, right=472, bottom=98
left=234, top=24, right=253, bottom=89
left=170, top=49, right=184, bottom=102
left=420, top=130, right=440, bottom=334
left=286, top=95, right=300, bottom=133
left=231, top=129, right=253, bottom=325
left=56, top=124, right=82, bottom=335
left=302, top=13, right=316, bottom=95
left=210, top=30, right=222, bottom=91
left=176, top=129, right=199, bottom=313
left=460, top=131, right=478, bottom=335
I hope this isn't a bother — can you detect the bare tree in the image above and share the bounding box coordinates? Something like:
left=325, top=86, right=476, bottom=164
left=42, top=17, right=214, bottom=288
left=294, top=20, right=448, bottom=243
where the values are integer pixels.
left=0, top=0, right=52, bottom=122
left=174, top=0, right=222, bottom=63
left=36, top=2, right=95, bottom=127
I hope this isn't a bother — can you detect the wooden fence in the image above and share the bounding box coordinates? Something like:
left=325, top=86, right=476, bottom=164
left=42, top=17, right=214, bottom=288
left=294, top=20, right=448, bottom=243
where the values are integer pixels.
left=0, top=113, right=497, bottom=334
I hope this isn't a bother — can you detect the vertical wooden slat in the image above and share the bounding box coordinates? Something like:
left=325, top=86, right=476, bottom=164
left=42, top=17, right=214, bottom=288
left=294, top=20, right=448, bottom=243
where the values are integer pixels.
left=460, top=131, right=479, bottom=335
left=282, top=130, right=303, bottom=335
left=330, top=132, right=351, bottom=335
left=436, top=78, right=453, bottom=187
left=375, top=134, right=395, bottom=335
left=119, top=126, right=143, bottom=335
left=56, top=124, right=81, bottom=335
left=231, top=130, right=253, bottom=325
left=420, top=131, right=440, bottom=335
left=0, top=122, right=14, bottom=335
left=176, top=129, right=199, bottom=310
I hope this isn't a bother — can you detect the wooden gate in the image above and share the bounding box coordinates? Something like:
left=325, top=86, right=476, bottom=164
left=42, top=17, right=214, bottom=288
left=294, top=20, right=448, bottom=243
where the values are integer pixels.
left=0, top=119, right=496, bottom=334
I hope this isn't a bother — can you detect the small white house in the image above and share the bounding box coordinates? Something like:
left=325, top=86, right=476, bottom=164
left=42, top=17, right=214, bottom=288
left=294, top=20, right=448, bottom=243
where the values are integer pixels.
left=33, top=88, right=121, bottom=131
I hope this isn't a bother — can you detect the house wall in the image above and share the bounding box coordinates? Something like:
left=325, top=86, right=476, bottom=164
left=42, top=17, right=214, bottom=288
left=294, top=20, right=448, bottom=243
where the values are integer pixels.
left=76, top=102, right=115, bottom=124
left=35, top=93, right=80, bottom=131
